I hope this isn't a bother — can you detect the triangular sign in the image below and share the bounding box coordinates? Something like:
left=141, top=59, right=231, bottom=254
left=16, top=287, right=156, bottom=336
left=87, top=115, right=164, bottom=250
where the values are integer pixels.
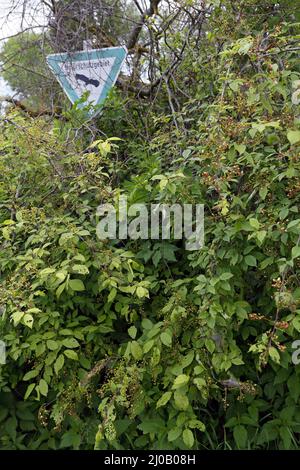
left=47, top=46, right=127, bottom=116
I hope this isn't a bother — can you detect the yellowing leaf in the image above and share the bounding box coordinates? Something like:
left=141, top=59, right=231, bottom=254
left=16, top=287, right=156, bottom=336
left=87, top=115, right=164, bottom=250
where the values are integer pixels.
left=182, top=429, right=194, bottom=448
left=131, top=341, right=143, bottom=360
left=136, top=286, right=149, bottom=298
left=172, top=374, right=190, bottom=389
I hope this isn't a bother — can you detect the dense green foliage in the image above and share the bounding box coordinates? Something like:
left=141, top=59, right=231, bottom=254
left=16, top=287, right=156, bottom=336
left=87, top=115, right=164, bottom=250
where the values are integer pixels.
left=1, top=0, right=300, bottom=451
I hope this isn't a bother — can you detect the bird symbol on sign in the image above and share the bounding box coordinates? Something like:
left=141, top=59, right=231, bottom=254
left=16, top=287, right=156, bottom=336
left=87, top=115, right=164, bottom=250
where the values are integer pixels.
left=75, top=73, right=100, bottom=88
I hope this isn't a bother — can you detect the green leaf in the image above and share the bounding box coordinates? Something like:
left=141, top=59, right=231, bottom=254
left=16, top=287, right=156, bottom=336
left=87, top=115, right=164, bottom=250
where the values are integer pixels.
left=234, top=143, right=246, bottom=155
left=39, top=379, right=48, bottom=397
left=60, top=430, right=81, bottom=449
left=259, top=186, right=268, bottom=200
left=161, top=243, right=177, bottom=262
left=188, top=419, right=205, bottom=432
left=182, top=429, right=194, bottom=448
left=257, top=230, right=267, bottom=244
left=156, top=391, right=172, bottom=408
left=292, top=317, right=300, bottom=332
left=24, top=383, right=36, bottom=400
left=174, top=390, right=189, bottom=410
left=168, top=427, right=182, bottom=442
left=287, top=129, right=300, bottom=145
left=64, top=350, right=78, bottom=360
left=136, top=286, right=149, bottom=298
left=143, top=339, right=154, bottom=353
left=233, top=424, right=247, bottom=449
left=205, top=338, right=215, bottom=353
left=269, top=346, right=280, bottom=364
left=128, top=326, right=137, bottom=339
left=249, top=218, right=260, bottom=230
left=55, top=271, right=66, bottom=282
left=47, top=339, right=59, bottom=350
left=172, top=374, right=190, bottom=389
left=279, top=426, right=292, bottom=449
left=142, top=319, right=153, bottom=330
left=54, top=354, right=65, bottom=375
left=23, top=313, right=34, bottom=329
left=292, top=246, right=300, bottom=259
left=137, top=419, right=165, bottom=434
left=72, top=264, right=89, bottom=275
left=108, top=288, right=117, bottom=302
left=131, top=341, right=143, bottom=360
left=287, top=374, right=300, bottom=402
left=11, top=311, right=24, bottom=326
left=160, top=331, right=172, bottom=347
left=23, top=369, right=40, bottom=381
left=245, top=255, right=257, bottom=267
left=56, top=282, right=66, bottom=298
left=219, top=272, right=234, bottom=281
left=62, top=338, right=80, bottom=349
left=287, top=219, right=300, bottom=230
left=69, top=279, right=85, bottom=292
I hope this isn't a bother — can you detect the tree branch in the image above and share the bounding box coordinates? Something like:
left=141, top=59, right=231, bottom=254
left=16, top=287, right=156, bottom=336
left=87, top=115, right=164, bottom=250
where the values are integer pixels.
left=0, top=96, right=62, bottom=118
left=127, top=0, right=162, bottom=50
